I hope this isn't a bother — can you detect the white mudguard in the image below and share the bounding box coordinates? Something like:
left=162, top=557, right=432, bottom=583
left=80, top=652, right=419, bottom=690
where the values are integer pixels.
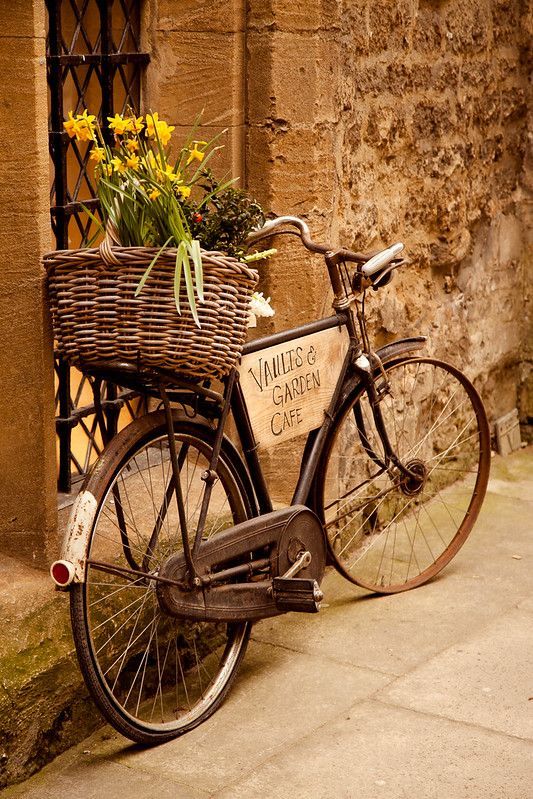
left=61, top=490, right=98, bottom=582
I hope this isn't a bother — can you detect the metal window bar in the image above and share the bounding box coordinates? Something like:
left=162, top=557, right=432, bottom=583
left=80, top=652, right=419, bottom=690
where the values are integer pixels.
left=46, top=0, right=150, bottom=492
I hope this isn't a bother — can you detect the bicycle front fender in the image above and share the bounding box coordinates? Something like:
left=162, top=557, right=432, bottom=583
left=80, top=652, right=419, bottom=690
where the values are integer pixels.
left=375, top=335, right=427, bottom=365
left=337, top=335, right=427, bottom=409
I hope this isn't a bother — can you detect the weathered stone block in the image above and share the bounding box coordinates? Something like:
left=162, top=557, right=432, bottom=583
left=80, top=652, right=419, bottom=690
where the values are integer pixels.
left=146, top=30, right=245, bottom=127
left=0, top=27, right=56, bottom=565
left=368, top=0, right=413, bottom=52
left=248, top=0, right=341, bottom=32
left=491, top=0, right=520, bottom=45
left=444, top=0, right=491, bottom=55
left=412, top=7, right=444, bottom=54
left=0, top=0, right=46, bottom=38
left=342, top=3, right=370, bottom=55
left=155, top=0, right=245, bottom=32
left=412, top=99, right=454, bottom=140
left=247, top=31, right=339, bottom=126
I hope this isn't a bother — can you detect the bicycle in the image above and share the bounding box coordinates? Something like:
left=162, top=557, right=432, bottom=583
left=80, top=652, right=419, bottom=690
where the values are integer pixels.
left=50, top=216, right=491, bottom=744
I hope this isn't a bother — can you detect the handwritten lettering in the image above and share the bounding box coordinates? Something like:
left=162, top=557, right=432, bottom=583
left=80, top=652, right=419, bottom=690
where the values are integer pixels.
left=247, top=345, right=306, bottom=392
left=271, top=407, right=303, bottom=436
left=239, top=327, right=348, bottom=448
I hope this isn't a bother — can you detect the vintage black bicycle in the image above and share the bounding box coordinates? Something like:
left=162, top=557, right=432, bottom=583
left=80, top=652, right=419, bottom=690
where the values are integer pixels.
left=51, top=216, right=491, bottom=743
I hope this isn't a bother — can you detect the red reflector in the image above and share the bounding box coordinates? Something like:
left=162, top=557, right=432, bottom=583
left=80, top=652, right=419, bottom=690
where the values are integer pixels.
left=51, top=561, right=71, bottom=585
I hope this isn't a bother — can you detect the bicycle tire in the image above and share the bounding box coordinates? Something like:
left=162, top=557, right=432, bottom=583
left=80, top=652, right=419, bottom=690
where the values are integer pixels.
left=314, top=357, right=491, bottom=593
left=70, top=410, right=254, bottom=744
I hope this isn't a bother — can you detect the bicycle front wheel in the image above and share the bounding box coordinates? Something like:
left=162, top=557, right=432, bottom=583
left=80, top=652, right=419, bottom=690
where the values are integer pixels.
left=316, top=358, right=490, bottom=593
left=70, top=411, right=253, bottom=744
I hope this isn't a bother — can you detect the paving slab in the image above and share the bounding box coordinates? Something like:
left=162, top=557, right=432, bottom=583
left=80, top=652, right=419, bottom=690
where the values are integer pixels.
left=487, top=448, right=533, bottom=502
left=1, top=758, right=207, bottom=799
left=377, top=606, right=533, bottom=741
left=3, top=447, right=532, bottom=798
left=251, top=488, right=533, bottom=676
left=90, top=640, right=391, bottom=795
left=215, top=700, right=533, bottom=799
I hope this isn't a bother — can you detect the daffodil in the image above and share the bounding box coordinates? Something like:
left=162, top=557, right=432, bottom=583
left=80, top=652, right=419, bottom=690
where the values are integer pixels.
left=125, top=154, right=140, bottom=170
left=186, top=141, right=207, bottom=165
left=110, top=156, right=127, bottom=174
left=128, top=115, right=144, bottom=133
left=101, top=163, right=113, bottom=177
left=63, top=110, right=96, bottom=142
left=149, top=188, right=161, bottom=201
left=145, top=113, right=175, bottom=145
left=177, top=185, right=191, bottom=198
left=160, top=164, right=181, bottom=183
left=63, top=111, right=78, bottom=138
left=145, top=112, right=160, bottom=137
left=107, top=113, right=129, bottom=136
left=125, top=139, right=139, bottom=153
left=89, top=146, right=106, bottom=163
left=156, top=121, right=174, bottom=146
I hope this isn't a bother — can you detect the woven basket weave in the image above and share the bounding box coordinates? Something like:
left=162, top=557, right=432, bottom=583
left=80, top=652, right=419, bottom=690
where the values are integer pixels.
left=44, top=241, right=258, bottom=380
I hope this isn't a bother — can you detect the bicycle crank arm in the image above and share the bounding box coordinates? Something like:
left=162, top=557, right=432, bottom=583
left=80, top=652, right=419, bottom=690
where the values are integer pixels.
left=157, top=505, right=326, bottom=622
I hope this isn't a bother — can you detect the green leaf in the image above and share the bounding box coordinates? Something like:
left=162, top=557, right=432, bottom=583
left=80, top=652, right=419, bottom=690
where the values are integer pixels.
left=189, top=239, right=204, bottom=302
left=80, top=202, right=105, bottom=245
left=183, top=249, right=200, bottom=327
left=173, top=241, right=186, bottom=313
left=135, top=236, right=173, bottom=296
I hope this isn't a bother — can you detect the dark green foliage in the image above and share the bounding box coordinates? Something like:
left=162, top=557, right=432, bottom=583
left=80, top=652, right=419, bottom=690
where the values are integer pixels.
left=181, top=170, right=265, bottom=256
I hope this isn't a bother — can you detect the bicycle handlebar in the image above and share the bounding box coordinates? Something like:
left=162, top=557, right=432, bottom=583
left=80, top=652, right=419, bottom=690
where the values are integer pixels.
left=247, top=216, right=405, bottom=275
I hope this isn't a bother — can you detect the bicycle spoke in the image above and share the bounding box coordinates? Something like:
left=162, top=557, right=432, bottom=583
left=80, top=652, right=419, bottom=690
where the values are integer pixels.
left=321, top=358, right=489, bottom=591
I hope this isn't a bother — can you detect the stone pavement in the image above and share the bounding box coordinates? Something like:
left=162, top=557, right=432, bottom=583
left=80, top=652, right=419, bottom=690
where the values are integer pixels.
left=3, top=447, right=532, bottom=799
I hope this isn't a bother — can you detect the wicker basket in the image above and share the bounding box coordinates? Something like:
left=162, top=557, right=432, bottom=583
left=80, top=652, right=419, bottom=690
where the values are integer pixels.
left=44, top=240, right=258, bottom=380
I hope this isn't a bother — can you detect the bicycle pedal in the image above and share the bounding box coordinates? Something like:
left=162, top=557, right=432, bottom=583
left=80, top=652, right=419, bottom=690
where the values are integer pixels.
left=271, top=577, right=323, bottom=613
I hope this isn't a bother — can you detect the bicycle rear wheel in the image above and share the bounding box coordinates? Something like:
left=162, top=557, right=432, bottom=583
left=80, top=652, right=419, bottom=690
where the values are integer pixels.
left=70, top=411, right=253, bottom=744
left=315, top=358, right=490, bottom=593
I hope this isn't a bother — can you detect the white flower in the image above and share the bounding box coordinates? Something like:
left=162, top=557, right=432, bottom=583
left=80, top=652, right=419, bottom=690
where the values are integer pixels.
left=247, top=291, right=275, bottom=328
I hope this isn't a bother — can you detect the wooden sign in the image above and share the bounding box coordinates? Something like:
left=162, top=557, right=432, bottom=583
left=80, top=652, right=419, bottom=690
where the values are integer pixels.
left=239, top=326, right=349, bottom=449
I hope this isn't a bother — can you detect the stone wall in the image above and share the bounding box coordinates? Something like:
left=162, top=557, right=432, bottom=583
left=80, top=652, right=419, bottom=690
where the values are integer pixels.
left=0, top=1, right=57, bottom=563
left=245, top=0, right=531, bottom=499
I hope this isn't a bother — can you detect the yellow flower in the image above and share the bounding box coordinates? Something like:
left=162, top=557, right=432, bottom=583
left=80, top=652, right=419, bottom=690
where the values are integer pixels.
left=177, top=185, right=191, bottom=198
left=186, top=140, right=207, bottom=165
left=89, top=146, right=106, bottom=163
left=149, top=189, right=161, bottom=201
left=125, top=154, right=140, bottom=170
left=107, top=113, right=130, bottom=136
left=156, top=121, right=175, bottom=146
left=159, top=163, right=180, bottom=183
left=63, top=110, right=96, bottom=142
left=128, top=115, right=144, bottom=133
left=102, top=163, right=113, bottom=177
left=110, top=156, right=127, bottom=174
left=145, top=112, right=160, bottom=137
left=145, top=113, right=175, bottom=145
left=125, top=139, right=139, bottom=152
left=63, top=111, right=78, bottom=138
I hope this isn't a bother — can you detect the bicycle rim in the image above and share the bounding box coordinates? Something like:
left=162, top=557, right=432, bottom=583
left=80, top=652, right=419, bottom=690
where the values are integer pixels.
left=70, top=415, right=252, bottom=744
left=317, top=358, right=490, bottom=593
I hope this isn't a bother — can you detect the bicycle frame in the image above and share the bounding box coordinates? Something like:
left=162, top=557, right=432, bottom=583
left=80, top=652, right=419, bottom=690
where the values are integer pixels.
left=54, top=220, right=426, bottom=588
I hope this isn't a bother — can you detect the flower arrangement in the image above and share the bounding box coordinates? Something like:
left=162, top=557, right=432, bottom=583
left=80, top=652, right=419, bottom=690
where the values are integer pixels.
left=64, top=110, right=272, bottom=324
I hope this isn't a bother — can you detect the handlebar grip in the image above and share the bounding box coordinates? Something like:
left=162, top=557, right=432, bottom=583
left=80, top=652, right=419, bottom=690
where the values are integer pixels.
left=361, top=243, right=404, bottom=276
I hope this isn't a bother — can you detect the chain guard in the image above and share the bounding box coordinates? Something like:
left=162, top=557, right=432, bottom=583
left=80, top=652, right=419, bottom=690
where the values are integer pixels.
left=157, top=505, right=325, bottom=622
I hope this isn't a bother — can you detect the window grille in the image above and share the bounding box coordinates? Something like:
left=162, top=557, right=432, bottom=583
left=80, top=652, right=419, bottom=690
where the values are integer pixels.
left=46, top=0, right=150, bottom=493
